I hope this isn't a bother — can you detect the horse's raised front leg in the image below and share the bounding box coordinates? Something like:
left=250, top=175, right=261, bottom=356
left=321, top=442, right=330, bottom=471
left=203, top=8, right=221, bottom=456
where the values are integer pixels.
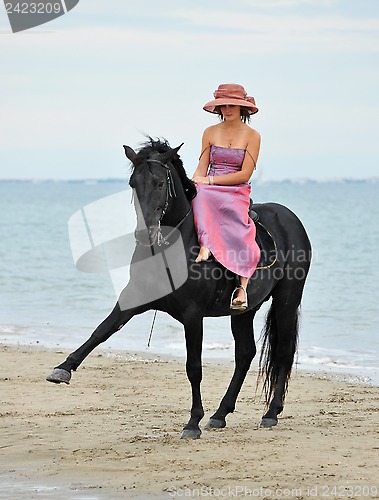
left=46, top=305, right=135, bottom=384
left=46, top=285, right=147, bottom=384
left=180, top=317, right=205, bottom=439
left=206, top=310, right=256, bottom=429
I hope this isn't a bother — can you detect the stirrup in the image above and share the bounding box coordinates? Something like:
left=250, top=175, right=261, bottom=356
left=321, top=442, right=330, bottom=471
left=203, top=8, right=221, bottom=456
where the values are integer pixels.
left=230, top=286, right=248, bottom=311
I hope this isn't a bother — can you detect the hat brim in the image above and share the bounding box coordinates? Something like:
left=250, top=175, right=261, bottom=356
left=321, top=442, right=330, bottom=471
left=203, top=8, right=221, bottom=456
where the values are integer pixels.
left=203, top=98, right=258, bottom=115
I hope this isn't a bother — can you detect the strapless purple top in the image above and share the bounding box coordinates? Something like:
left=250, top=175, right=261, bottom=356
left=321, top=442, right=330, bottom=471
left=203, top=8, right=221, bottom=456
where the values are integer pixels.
left=208, top=145, right=246, bottom=177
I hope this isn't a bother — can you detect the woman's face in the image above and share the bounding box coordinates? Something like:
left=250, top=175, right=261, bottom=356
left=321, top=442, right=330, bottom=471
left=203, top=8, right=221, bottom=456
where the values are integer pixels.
left=220, top=104, right=241, bottom=121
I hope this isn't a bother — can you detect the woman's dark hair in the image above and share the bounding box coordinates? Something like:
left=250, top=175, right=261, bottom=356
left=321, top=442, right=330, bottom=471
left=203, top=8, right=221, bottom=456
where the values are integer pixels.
left=215, top=105, right=251, bottom=123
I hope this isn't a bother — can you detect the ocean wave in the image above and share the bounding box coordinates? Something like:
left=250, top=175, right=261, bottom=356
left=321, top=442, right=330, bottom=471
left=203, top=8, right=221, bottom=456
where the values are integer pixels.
left=167, top=342, right=234, bottom=352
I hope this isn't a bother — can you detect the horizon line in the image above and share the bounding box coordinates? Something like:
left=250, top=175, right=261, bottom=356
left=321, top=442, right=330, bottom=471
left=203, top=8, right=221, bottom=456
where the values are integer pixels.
left=1, top=176, right=379, bottom=184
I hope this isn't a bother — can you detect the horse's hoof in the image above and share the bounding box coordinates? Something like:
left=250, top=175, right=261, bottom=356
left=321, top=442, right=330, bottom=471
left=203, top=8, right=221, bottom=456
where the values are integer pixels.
left=180, top=428, right=201, bottom=440
left=260, top=417, right=277, bottom=428
left=46, top=368, right=71, bottom=384
left=205, top=418, right=226, bottom=429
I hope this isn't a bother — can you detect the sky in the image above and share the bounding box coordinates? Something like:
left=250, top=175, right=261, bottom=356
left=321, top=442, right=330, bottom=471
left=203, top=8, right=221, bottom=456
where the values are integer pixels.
left=0, top=0, right=378, bottom=181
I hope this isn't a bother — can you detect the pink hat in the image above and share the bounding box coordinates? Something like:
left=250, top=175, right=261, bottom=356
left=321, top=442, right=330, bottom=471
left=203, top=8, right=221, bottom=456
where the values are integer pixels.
left=203, top=83, right=258, bottom=115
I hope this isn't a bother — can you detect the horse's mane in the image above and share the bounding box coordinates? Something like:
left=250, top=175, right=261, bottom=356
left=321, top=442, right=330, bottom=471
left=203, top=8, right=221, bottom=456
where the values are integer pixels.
left=136, top=137, right=197, bottom=202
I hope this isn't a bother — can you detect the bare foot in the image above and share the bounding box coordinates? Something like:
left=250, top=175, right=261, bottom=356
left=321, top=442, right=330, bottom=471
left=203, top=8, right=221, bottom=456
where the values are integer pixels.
left=195, top=247, right=211, bottom=263
left=231, top=286, right=248, bottom=310
left=232, top=289, right=246, bottom=305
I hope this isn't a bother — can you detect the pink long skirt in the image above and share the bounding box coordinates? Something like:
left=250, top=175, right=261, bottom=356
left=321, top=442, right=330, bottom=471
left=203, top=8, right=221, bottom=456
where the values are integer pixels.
left=192, top=183, right=260, bottom=278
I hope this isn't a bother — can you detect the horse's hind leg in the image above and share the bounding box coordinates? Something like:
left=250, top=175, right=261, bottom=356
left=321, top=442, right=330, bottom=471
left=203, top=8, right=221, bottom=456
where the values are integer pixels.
left=206, top=310, right=256, bottom=429
left=46, top=291, right=145, bottom=384
left=259, top=281, right=303, bottom=428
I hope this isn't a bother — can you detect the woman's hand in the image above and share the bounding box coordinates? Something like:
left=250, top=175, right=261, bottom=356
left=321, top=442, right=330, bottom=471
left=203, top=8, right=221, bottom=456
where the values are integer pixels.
left=192, top=175, right=210, bottom=184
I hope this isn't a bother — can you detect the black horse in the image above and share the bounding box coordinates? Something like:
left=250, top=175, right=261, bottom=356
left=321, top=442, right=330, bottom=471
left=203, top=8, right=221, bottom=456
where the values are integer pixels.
left=47, top=138, right=311, bottom=439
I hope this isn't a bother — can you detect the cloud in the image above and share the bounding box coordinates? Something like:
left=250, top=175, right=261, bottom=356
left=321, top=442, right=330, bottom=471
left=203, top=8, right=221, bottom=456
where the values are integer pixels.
left=166, top=10, right=379, bottom=54
left=1, top=0, right=378, bottom=180
left=3, top=15, right=378, bottom=60
left=238, top=0, right=337, bottom=7
left=2, top=0, right=378, bottom=55
left=54, top=14, right=379, bottom=56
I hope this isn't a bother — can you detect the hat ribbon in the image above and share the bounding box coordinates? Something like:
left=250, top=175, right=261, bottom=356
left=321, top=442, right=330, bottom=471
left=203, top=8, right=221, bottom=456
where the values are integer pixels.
left=213, top=88, right=255, bottom=105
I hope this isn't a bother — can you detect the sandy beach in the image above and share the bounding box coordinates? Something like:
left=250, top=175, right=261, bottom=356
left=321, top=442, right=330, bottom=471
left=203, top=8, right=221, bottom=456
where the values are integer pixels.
left=1, top=344, right=378, bottom=499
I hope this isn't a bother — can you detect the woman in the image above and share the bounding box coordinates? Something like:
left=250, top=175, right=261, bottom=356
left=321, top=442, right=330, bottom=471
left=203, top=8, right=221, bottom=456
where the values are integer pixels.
left=191, top=83, right=261, bottom=311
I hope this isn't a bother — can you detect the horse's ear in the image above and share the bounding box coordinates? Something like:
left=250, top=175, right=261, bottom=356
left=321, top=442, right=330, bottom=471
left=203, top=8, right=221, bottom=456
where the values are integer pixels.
left=123, top=145, right=137, bottom=164
left=159, top=143, right=184, bottom=164
left=173, top=143, right=184, bottom=154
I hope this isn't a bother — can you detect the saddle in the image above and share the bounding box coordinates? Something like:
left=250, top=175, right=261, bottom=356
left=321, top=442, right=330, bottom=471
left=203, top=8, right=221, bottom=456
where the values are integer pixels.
left=249, top=203, right=277, bottom=270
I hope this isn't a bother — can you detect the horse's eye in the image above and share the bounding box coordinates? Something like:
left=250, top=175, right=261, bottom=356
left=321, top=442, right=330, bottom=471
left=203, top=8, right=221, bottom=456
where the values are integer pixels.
left=157, top=182, right=164, bottom=190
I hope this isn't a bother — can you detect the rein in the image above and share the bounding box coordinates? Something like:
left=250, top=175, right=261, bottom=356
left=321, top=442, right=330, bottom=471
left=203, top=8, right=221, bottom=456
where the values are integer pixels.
left=156, top=208, right=192, bottom=246
left=147, top=159, right=177, bottom=221
left=141, top=158, right=191, bottom=247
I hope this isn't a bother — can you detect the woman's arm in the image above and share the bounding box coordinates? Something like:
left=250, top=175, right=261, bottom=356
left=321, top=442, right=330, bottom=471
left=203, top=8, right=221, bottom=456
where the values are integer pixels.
left=211, top=129, right=261, bottom=185
left=192, top=128, right=212, bottom=181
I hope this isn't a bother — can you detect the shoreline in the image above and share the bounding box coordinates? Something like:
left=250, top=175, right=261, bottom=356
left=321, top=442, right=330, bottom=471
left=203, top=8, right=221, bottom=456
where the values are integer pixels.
left=1, top=343, right=379, bottom=499
left=1, top=335, right=378, bottom=387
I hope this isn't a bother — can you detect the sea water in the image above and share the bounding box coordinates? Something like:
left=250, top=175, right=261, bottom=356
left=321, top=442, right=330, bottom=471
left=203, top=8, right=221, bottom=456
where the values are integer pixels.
left=1, top=179, right=378, bottom=385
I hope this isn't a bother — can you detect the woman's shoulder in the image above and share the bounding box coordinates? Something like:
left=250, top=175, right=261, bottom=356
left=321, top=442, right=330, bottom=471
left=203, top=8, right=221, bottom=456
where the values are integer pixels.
left=203, top=124, right=220, bottom=135
left=243, top=122, right=260, bottom=135
left=202, top=124, right=219, bottom=143
left=245, top=124, right=261, bottom=143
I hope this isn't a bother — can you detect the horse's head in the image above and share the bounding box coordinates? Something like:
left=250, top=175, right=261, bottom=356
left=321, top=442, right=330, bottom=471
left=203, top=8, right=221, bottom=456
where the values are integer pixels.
left=124, top=139, right=186, bottom=247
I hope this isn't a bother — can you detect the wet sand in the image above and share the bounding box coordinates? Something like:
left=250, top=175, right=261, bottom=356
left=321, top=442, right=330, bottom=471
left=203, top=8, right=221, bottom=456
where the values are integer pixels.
left=1, top=344, right=378, bottom=499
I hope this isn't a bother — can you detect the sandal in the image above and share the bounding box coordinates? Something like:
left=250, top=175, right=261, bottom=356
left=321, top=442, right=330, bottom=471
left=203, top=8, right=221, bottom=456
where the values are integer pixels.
left=230, top=285, right=248, bottom=311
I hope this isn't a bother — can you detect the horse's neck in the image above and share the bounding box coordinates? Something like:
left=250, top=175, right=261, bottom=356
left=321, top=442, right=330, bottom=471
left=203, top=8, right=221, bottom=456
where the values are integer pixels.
left=162, top=171, right=198, bottom=251
left=164, top=198, right=197, bottom=247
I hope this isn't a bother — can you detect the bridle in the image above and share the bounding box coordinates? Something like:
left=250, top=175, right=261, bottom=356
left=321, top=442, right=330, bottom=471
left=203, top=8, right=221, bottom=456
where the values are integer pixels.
left=147, top=159, right=177, bottom=222
left=135, top=158, right=191, bottom=247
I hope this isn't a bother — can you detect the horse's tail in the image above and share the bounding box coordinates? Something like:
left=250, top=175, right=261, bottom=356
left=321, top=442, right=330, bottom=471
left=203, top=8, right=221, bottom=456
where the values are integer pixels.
left=258, top=301, right=300, bottom=405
